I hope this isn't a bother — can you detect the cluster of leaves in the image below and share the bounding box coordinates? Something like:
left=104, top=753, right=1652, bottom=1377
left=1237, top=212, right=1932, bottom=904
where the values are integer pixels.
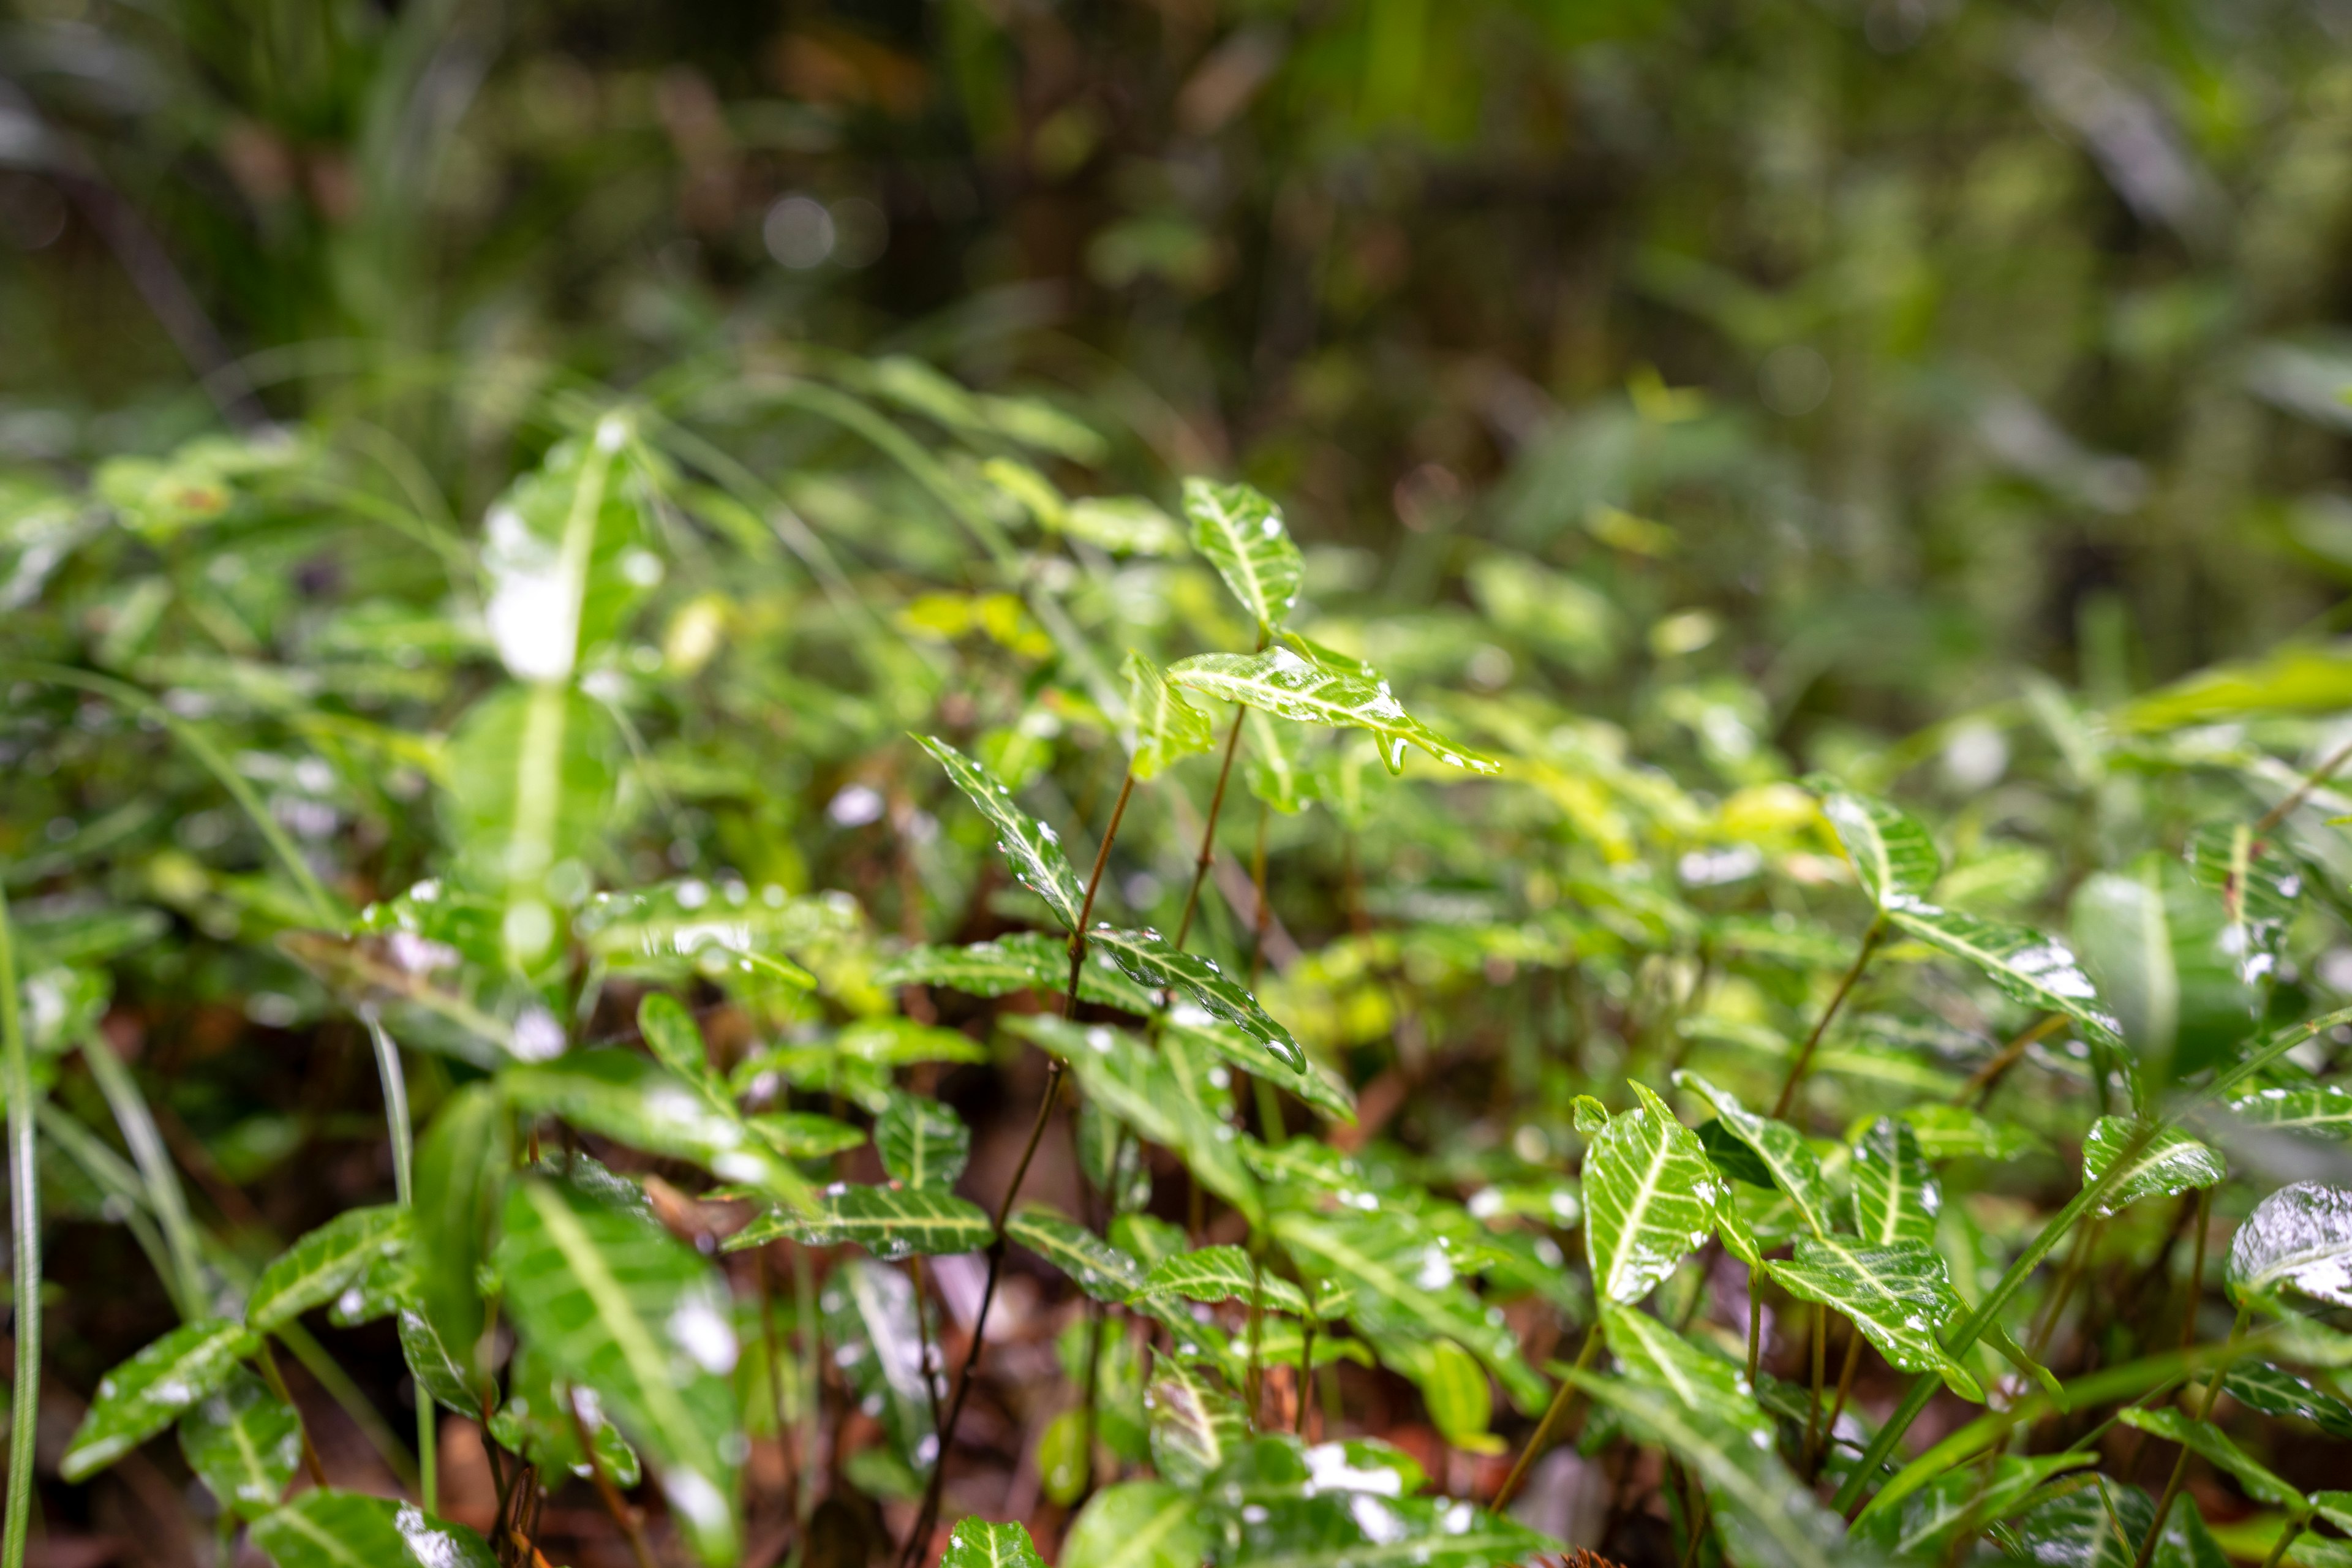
left=10, top=332, right=2352, bottom=1568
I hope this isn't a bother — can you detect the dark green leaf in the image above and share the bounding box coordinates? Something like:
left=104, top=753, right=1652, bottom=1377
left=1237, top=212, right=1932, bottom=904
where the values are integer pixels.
left=503, top=1049, right=812, bottom=1212
left=1885, top=903, right=2119, bottom=1046
left=1086, top=926, right=1307, bottom=1073
left=249, top=1491, right=498, bottom=1568
left=878, top=935, right=1159, bottom=1015
left=1135, top=1245, right=1309, bottom=1316
left=726, top=1183, right=992, bottom=1261
left=1853, top=1116, right=1939, bottom=1246
left=1125, top=652, right=1215, bottom=780
left=2081, top=1117, right=2224, bottom=1216
left=914, top=734, right=1085, bottom=930
left=938, top=1518, right=1047, bottom=1568
left=1008, top=1205, right=1147, bottom=1302
left=1583, top=1082, right=1726, bottom=1307
left=1771, top=1236, right=1981, bottom=1398
left=2114, top=1408, right=2305, bottom=1514
left=175, top=1367, right=299, bottom=1520
left=1061, top=1481, right=1211, bottom=1568
left=2227, top=1362, right=2352, bottom=1438
left=1814, top=785, right=1941, bottom=910
left=1146, top=1357, right=1247, bottom=1487
left=877, top=1092, right=970, bottom=1189
left=1673, top=1071, right=1831, bottom=1240
left=245, top=1205, right=409, bottom=1334
left=2226, top=1084, right=2352, bottom=1141
left=410, top=1082, right=510, bottom=1406
left=825, top=1256, right=939, bottom=1479
left=62, top=1318, right=259, bottom=1481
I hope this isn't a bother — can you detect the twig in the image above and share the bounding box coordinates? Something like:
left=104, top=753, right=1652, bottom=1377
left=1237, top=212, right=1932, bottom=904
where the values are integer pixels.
left=1818, top=1331, right=1865, bottom=1480
left=1493, top=1325, right=1604, bottom=1511
left=1957, top=1014, right=2065, bottom=1108
left=2253, top=733, right=2352, bottom=837
left=1174, top=709, right=1248, bottom=949
left=1773, top=919, right=1882, bottom=1118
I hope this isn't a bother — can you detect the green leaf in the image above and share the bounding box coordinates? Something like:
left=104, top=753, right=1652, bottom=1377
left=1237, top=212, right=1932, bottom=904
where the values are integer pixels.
left=1085, top=925, right=1307, bottom=1073
left=2185, top=823, right=2303, bottom=984
left=1125, top=652, right=1216, bottom=780
left=1061, top=1481, right=1212, bottom=1568
left=938, top=1517, right=1047, bottom=1568
left=1245, top=707, right=1312, bottom=814
left=1771, top=1236, right=1983, bottom=1398
left=1134, top=1245, right=1310, bottom=1316
left=825, top=1256, right=939, bottom=1479
left=61, top=1317, right=259, bottom=1481
left=1568, top=1368, right=1845, bottom=1568
left=1673, top=1071, right=1832, bottom=1240
left=1852, top=1452, right=2097, bottom=1561
left=1853, top=1116, right=1939, bottom=1246
left=250, top=1491, right=500, bottom=1568
left=496, top=1176, right=744, bottom=1567
left=1815, top=785, right=1942, bottom=909
left=486, top=1338, right=643, bottom=1489
left=396, top=1307, right=480, bottom=1415
left=1167, top=648, right=1501, bottom=776
left=410, top=1082, right=510, bottom=1404
left=575, top=884, right=821, bottom=989
left=877, top=1092, right=971, bottom=1189
left=914, top=734, right=1085, bottom=930
left=1164, top=1012, right=1355, bottom=1124
left=2227, top=1362, right=2352, bottom=1438
left=1199, top=1434, right=1551, bottom=1568
left=2081, top=1117, right=2224, bottom=1216
left=726, top=1183, right=992, bottom=1261
left=1007, top=1205, right=1147, bottom=1302
left=747, top=1110, right=868, bottom=1159
left=1146, top=1357, right=1247, bottom=1486
left=878, top=934, right=1159, bottom=1015
left=2228, top=1181, right=2352, bottom=1308
left=2004, top=1482, right=2180, bottom=1568
left=2071, top=861, right=2254, bottom=1085
left=1582, top=1082, right=1727, bottom=1306
left=1269, top=1207, right=1544, bottom=1409
left=1183, top=478, right=1303, bottom=633
left=1883, top=902, right=2120, bottom=1045
left=175, top=1367, right=299, bottom=1520
left=502, top=1049, right=812, bottom=1212
left=1601, top=1303, right=1770, bottom=1441
left=244, top=1205, right=410, bottom=1335
left=636, top=992, right=722, bottom=1091
left=2114, top=1408, right=2305, bottom=1515
left=2225, top=1083, right=2352, bottom=1141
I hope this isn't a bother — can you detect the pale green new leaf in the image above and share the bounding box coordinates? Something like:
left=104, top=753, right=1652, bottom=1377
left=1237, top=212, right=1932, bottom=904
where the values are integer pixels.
left=1135, top=1245, right=1310, bottom=1316
left=877, top=1092, right=971, bottom=1189
left=62, top=1317, right=258, bottom=1481
left=1008, top=1205, right=1147, bottom=1302
left=748, top=1111, right=867, bottom=1159
left=2114, top=1408, right=2305, bottom=1515
left=2227, top=1083, right=2352, bottom=1141
left=1853, top=1117, right=1939, bottom=1246
left=1183, top=477, right=1302, bottom=633
left=1673, top=1070, right=1831, bottom=1240
left=249, top=1490, right=499, bottom=1568
left=496, top=1177, right=744, bottom=1567
left=1583, top=1082, right=1727, bottom=1306
left=2228, top=1182, right=2352, bottom=1308
left=1061, top=1482, right=1211, bottom=1568
left=940, top=1518, right=1048, bottom=1568
left=1772, top=1236, right=1983, bottom=1398
left=2081, top=1117, right=2223, bottom=1216
left=1815, top=785, right=1941, bottom=910
left=176, top=1368, right=299, bottom=1520
left=1884, top=903, right=2120, bottom=1045
left=1168, top=647, right=1501, bottom=776
left=1085, top=925, right=1306, bottom=1073
left=915, top=734, right=1085, bottom=930
left=245, top=1205, right=409, bottom=1335
left=1125, top=652, right=1215, bottom=780
left=726, top=1183, right=992, bottom=1261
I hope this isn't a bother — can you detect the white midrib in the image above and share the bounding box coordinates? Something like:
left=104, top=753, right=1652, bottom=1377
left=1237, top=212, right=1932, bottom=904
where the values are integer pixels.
left=1605, top=1121, right=1677, bottom=1302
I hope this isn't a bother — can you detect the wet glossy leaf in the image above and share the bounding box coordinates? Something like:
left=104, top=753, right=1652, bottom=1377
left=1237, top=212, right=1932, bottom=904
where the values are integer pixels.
left=244, top=1205, right=409, bottom=1334
left=1147, top=1357, right=1248, bottom=1486
left=1085, top=925, right=1306, bottom=1073
left=1008, top=1205, right=1147, bottom=1302
left=175, top=1367, right=299, bottom=1520
left=496, top=1177, right=744, bottom=1567
left=938, top=1517, right=1047, bottom=1568
left=2225, top=1083, right=2352, bottom=1141
left=1196, top=1433, right=1552, bottom=1568
left=1183, top=478, right=1302, bottom=633
left=878, top=934, right=1159, bottom=1015
left=1815, top=785, right=1941, bottom=909
left=578, top=884, right=820, bottom=989
left=1772, top=1236, right=1982, bottom=1398
left=1852, top=1452, right=2097, bottom=1561
left=503, top=1049, right=812, bottom=1212
left=1136, top=1245, right=1310, bottom=1316
left=1061, top=1481, right=1211, bottom=1568
left=1602, top=1304, right=1770, bottom=1441
left=726, top=1183, right=991, bottom=1260
left=1853, top=1116, right=1939, bottom=1245
left=2114, top=1408, right=2305, bottom=1513
left=1245, top=707, right=1311, bottom=814
left=486, top=1338, right=644, bottom=1489
left=249, top=1490, right=500, bottom=1568
left=1885, top=902, right=2120, bottom=1046
left=396, top=1308, right=479, bottom=1415
left=2082, top=1117, right=2224, bottom=1216
left=1569, top=1368, right=1844, bottom=1568
left=62, top=1317, right=260, bottom=1480
left=1583, top=1082, right=1726, bottom=1306
left=2228, top=1182, right=2352, bottom=1308
left=2185, top=823, right=2303, bottom=985
left=915, top=734, right=1085, bottom=930
left=876, top=1092, right=970, bottom=1189
left=2226, top=1362, right=2352, bottom=1439
left=410, top=1082, right=510, bottom=1405
left=1164, top=1011, right=1354, bottom=1123
left=1125, top=652, right=1215, bottom=780
left=2003, top=1482, right=2181, bottom=1568
left=1168, top=647, right=1501, bottom=776
left=1674, top=1070, right=1831, bottom=1240
left=825, top=1256, right=939, bottom=1479
left=1896, top=1104, right=2034, bottom=1163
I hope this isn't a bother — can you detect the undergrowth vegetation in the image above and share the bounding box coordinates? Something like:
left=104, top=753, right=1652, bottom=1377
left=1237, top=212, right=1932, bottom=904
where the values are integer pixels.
left=9, top=361, right=2352, bottom=1568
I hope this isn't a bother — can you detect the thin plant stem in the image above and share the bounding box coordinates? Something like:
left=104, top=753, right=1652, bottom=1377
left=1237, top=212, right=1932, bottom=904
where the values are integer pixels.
left=571, top=1393, right=659, bottom=1568
left=1076, top=1296, right=1106, bottom=1503
left=2130, top=1303, right=2252, bottom=1568
left=2253, top=731, right=2352, bottom=837
left=1957, top=1014, right=2065, bottom=1109
left=0, top=890, right=39, bottom=1568
left=908, top=769, right=1136, bottom=1565
left=1174, top=708, right=1247, bottom=951
left=1493, top=1324, right=1604, bottom=1511
left=2257, top=1523, right=2303, bottom=1568
left=1773, top=918, right=1882, bottom=1118
left=256, top=1340, right=330, bottom=1489
left=1819, top=1330, right=1865, bottom=1479
left=363, top=1009, right=432, bottom=1513
left=1803, top=1303, right=1829, bottom=1472
left=1746, top=1278, right=1764, bottom=1385
left=1248, top=800, right=1272, bottom=991
left=910, top=1256, right=946, bottom=1476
